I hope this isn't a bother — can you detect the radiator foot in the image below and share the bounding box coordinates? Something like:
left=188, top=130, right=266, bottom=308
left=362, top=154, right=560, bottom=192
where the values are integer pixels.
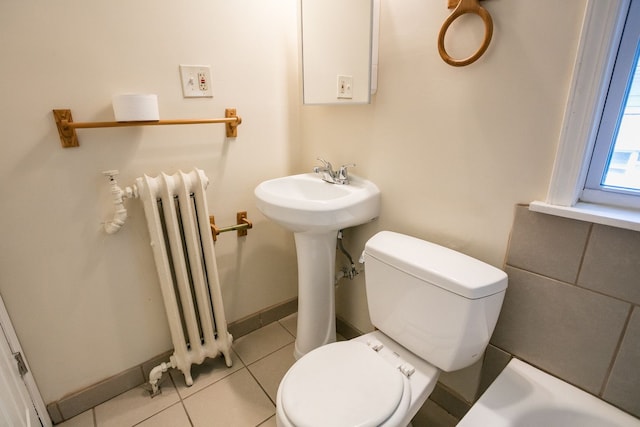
left=222, top=344, right=233, bottom=368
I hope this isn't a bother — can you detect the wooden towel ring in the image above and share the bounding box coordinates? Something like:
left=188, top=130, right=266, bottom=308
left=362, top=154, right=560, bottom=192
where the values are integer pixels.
left=437, top=0, right=493, bottom=67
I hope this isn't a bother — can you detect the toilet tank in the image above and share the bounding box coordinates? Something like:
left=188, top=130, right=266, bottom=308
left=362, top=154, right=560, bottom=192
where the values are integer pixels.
left=363, top=231, right=508, bottom=372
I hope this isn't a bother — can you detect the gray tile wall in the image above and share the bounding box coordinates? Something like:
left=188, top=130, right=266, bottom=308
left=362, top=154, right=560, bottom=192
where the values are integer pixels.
left=490, top=205, right=640, bottom=417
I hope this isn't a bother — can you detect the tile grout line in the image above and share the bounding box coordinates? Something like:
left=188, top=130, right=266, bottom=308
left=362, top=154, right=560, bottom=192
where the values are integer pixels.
left=168, top=373, right=195, bottom=427
left=244, top=364, right=278, bottom=408
left=233, top=321, right=296, bottom=367
left=504, top=264, right=639, bottom=306
left=574, top=223, right=594, bottom=286
left=598, top=305, right=634, bottom=398
left=241, top=319, right=296, bottom=413
left=127, top=376, right=180, bottom=427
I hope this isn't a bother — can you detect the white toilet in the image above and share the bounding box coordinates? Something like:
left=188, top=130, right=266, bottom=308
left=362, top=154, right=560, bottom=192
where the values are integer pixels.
left=276, top=231, right=508, bottom=427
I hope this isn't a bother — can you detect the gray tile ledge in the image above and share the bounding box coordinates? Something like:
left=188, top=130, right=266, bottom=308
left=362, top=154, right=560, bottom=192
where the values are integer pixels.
left=506, top=205, right=590, bottom=284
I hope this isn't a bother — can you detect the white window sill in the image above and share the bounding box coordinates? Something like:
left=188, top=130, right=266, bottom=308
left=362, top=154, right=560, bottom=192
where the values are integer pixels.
left=530, top=200, right=640, bottom=232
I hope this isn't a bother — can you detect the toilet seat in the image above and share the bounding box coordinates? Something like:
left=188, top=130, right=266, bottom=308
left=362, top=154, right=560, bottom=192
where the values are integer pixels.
left=279, top=340, right=410, bottom=427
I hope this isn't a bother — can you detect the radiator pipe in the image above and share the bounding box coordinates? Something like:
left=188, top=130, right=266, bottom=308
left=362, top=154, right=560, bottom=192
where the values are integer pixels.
left=148, top=359, right=176, bottom=397
left=102, top=170, right=138, bottom=234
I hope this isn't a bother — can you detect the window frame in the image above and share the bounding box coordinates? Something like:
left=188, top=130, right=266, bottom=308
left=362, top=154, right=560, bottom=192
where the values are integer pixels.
left=531, top=0, right=640, bottom=232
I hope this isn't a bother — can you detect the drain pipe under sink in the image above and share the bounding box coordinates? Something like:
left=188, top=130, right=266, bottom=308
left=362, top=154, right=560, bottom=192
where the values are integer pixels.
left=335, top=230, right=361, bottom=283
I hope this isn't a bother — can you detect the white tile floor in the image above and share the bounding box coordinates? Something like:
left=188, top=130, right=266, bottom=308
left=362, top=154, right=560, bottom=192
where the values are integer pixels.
left=57, top=313, right=457, bottom=427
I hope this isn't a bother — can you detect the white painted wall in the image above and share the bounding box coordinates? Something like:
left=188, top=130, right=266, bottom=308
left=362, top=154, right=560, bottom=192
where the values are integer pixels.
left=0, top=0, right=588, bottom=405
left=304, top=0, right=587, bottom=330
left=0, top=0, right=300, bottom=403
left=300, top=0, right=587, bottom=398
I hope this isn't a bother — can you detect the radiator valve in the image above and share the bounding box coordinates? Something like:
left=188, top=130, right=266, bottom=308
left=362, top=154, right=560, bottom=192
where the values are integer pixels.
left=102, top=170, right=138, bottom=234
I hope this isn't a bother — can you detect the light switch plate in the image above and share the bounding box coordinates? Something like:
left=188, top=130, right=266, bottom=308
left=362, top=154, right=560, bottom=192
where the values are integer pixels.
left=179, top=65, right=213, bottom=98
left=337, top=75, right=353, bottom=99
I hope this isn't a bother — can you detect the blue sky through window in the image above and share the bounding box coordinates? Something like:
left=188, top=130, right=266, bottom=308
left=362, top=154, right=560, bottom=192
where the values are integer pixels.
left=603, top=47, right=640, bottom=191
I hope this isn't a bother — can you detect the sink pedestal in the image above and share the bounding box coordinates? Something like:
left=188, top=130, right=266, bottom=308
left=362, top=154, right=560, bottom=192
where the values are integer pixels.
left=254, top=173, right=380, bottom=359
left=293, top=231, right=338, bottom=358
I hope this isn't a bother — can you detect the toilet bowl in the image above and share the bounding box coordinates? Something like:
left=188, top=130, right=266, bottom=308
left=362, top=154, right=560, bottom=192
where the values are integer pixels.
left=276, top=231, right=508, bottom=427
left=276, top=331, right=439, bottom=427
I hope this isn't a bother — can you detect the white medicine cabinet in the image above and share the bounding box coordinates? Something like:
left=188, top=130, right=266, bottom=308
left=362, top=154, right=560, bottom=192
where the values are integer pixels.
left=300, top=0, right=379, bottom=105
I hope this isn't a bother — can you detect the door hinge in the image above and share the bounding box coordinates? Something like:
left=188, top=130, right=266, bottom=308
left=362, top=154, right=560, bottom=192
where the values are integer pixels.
left=13, top=352, right=28, bottom=377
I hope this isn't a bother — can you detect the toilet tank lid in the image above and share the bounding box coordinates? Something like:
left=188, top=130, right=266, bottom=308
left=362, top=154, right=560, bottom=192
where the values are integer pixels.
left=364, top=231, right=508, bottom=299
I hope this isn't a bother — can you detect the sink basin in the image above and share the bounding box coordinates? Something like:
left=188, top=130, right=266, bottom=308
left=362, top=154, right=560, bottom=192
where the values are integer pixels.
left=254, top=173, right=380, bottom=358
left=254, top=173, right=381, bottom=233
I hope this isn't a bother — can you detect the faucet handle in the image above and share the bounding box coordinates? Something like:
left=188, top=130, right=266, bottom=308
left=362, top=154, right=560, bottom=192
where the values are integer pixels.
left=337, top=163, right=356, bottom=183
left=316, top=157, right=333, bottom=170
left=338, top=163, right=355, bottom=175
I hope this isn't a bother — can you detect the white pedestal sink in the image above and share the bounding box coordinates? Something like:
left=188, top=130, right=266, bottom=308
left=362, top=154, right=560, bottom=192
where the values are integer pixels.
left=254, top=173, right=380, bottom=358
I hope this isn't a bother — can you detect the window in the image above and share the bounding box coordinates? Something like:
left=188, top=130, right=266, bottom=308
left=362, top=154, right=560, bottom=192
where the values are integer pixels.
left=583, top=0, right=640, bottom=209
left=531, top=0, right=640, bottom=231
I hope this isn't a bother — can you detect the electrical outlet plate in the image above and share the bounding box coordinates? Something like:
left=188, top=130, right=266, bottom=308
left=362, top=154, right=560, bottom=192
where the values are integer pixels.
left=179, top=65, right=213, bottom=98
left=337, top=75, right=353, bottom=99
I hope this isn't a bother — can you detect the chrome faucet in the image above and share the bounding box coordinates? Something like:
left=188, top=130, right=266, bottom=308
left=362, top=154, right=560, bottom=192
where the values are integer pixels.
left=313, top=158, right=355, bottom=185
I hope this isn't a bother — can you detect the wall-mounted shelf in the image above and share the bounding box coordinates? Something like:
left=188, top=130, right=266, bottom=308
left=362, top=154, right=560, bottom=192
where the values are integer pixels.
left=53, top=108, right=242, bottom=148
